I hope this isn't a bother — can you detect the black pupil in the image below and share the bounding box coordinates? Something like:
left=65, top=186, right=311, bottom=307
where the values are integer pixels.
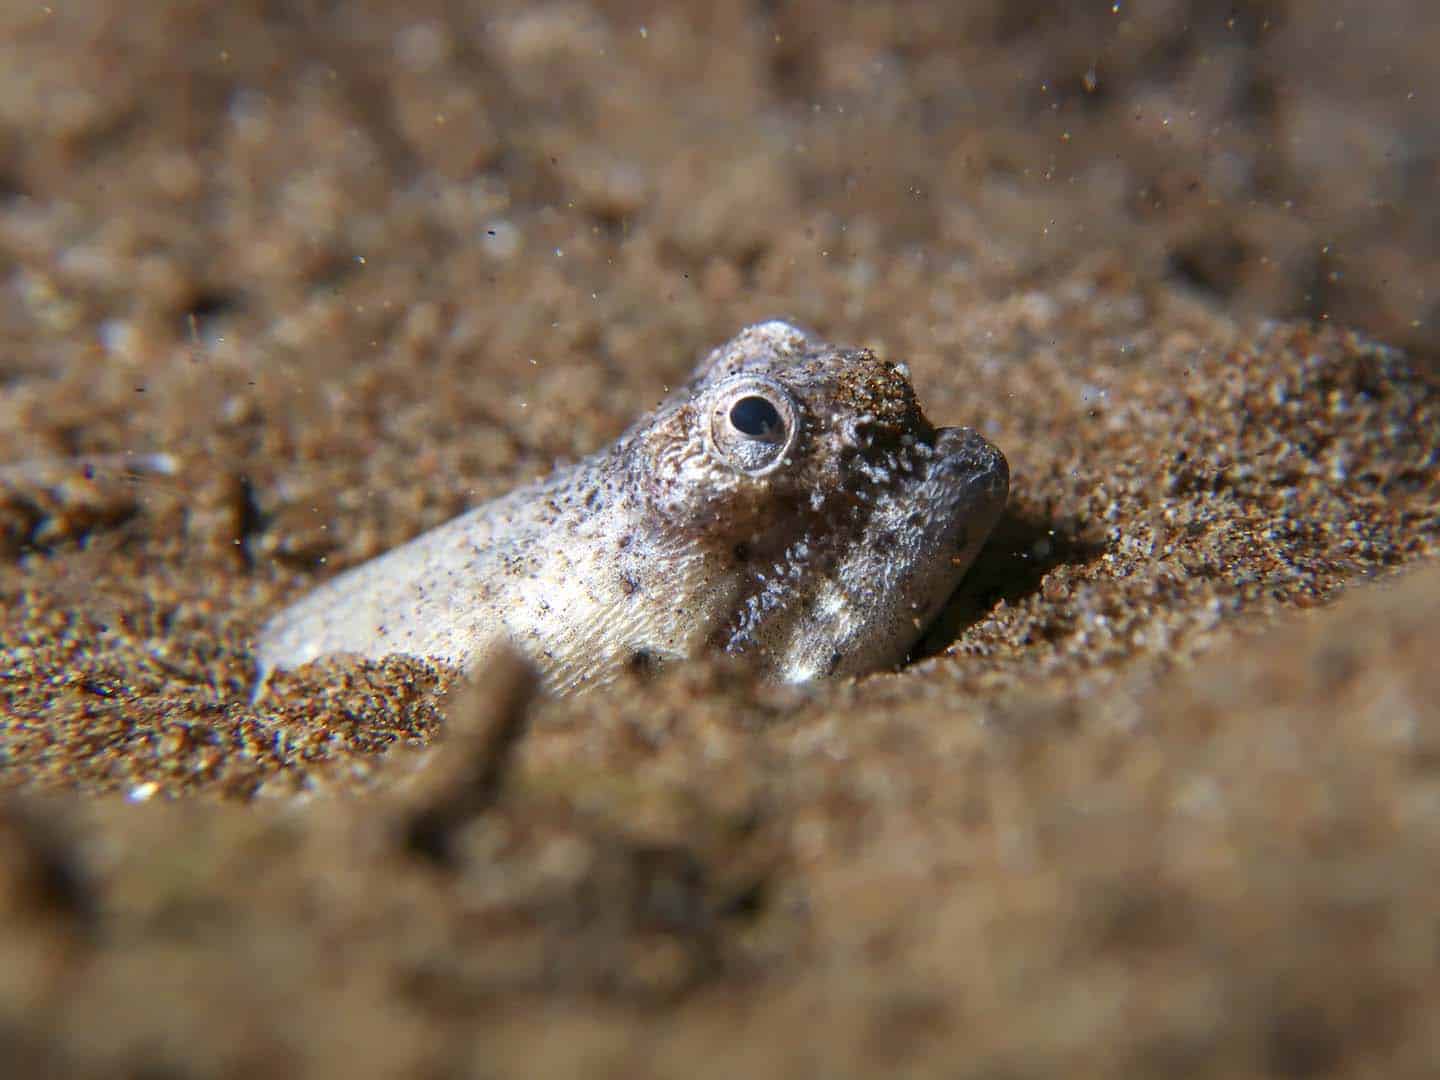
left=729, top=395, right=783, bottom=438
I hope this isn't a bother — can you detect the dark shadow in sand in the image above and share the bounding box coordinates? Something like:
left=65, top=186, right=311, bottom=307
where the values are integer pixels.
left=909, top=506, right=1107, bottom=663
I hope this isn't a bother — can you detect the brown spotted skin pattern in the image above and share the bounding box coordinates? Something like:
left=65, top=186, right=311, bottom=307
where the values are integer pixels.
left=254, top=321, right=1009, bottom=694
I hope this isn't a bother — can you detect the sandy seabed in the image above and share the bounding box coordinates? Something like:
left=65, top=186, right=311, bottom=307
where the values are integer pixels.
left=2, top=3, right=1440, bottom=1076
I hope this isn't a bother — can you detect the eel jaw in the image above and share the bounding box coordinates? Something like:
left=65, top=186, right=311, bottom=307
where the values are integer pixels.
left=773, top=425, right=1009, bottom=682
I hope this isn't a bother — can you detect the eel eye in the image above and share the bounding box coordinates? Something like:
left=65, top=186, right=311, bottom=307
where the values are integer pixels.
left=729, top=395, right=784, bottom=439
left=706, top=376, right=800, bottom=476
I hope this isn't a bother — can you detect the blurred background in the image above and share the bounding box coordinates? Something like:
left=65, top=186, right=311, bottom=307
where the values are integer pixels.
left=1, top=0, right=1434, bottom=379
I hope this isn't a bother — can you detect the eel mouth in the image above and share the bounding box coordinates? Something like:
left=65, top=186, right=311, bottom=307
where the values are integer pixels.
left=754, top=423, right=1009, bottom=683
left=881, top=423, right=1009, bottom=626
left=928, top=425, right=1010, bottom=544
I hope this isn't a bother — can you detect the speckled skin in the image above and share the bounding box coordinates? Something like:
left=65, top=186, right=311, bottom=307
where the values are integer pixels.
left=255, top=321, right=1008, bottom=693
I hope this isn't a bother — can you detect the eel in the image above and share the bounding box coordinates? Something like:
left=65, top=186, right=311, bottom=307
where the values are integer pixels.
left=254, top=321, right=1008, bottom=694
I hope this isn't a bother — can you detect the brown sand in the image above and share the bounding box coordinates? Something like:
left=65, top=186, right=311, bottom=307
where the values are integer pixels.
left=3, top=2, right=1440, bottom=1076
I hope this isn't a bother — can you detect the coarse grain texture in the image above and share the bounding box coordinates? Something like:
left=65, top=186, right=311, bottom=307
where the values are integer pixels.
left=3, top=2, right=1440, bottom=1077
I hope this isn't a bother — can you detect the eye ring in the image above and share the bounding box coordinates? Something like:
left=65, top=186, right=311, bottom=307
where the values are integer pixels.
left=704, top=375, right=801, bottom=477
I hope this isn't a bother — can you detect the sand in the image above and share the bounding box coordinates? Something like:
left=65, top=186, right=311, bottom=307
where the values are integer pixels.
left=2, top=2, right=1439, bottom=1076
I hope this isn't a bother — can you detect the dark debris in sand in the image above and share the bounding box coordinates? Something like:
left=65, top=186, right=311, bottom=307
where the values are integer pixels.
left=3, top=2, right=1440, bottom=1077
